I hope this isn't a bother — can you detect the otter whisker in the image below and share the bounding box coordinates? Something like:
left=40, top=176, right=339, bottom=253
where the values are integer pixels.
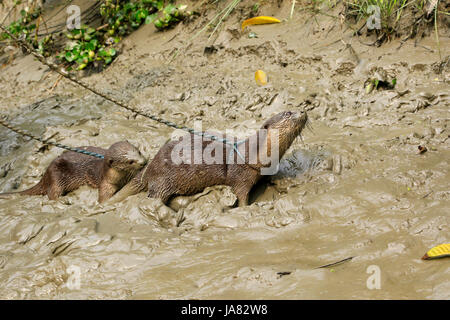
left=306, top=120, right=314, bottom=134
left=298, top=133, right=305, bottom=146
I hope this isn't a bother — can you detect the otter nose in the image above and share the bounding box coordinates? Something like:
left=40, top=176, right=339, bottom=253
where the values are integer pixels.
left=138, top=157, right=147, bottom=166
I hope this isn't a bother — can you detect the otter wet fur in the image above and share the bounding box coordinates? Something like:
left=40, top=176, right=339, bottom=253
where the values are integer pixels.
left=0, top=141, right=146, bottom=203
left=110, top=111, right=308, bottom=206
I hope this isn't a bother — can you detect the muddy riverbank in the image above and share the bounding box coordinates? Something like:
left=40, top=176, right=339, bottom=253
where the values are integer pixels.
left=0, top=1, right=449, bottom=299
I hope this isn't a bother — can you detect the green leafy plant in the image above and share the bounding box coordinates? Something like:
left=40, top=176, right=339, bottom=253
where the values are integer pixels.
left=0, top=7, right=41, bottom=41
left=99, top=0, right=189, bottom=36
left=152, top=3, right=190, bottom=30
left=2, top=1, right=190, bottom=71
left=36, top=35, right=53, bottom=56
left=0, top=5, right=55, bottom=56
left=100, top=0, right=160, bottom=37
left=58, top=26, right=117, bottom=70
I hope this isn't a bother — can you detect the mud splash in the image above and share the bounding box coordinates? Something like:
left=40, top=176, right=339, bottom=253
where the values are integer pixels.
left=0, top=1, right=449, bottom=299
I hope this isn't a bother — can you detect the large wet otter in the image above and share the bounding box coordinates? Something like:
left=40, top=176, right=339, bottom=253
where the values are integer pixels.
left=109, top=111, right=308, bottom=206
left=0, top=141, right=146, bottom=203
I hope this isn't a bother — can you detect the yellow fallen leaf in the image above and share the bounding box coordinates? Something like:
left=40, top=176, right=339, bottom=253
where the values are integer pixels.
left=422, top=243, right=450, bottom=260
left=242, top=16, right=281, bottom=31
left=255, top=70, right=267, bottom=86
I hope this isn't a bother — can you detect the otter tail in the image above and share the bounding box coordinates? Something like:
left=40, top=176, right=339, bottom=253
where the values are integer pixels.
left=0, top=181, right=45, bottom=198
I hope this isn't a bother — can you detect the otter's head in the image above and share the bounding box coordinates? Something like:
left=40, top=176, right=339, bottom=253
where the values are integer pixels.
left=105, top=141, right=147, bottom=174
left=260, top=111, right=308, bottom=160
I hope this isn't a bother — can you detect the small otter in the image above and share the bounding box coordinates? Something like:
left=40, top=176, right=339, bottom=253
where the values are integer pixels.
left=110, top=111, right=308, bottom=206
left=0, top=141, right=146, bottom=203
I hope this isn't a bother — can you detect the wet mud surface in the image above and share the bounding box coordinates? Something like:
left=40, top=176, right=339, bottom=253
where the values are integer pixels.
left=0, top=1, right=449, bottom=299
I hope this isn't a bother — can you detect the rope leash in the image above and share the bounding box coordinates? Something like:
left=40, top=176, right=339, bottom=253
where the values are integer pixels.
left=0, top=116, right=105, bottom=159
left=0, top=24, right=246, bottom=161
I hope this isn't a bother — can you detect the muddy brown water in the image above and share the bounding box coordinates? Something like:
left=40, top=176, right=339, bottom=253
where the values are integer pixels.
left=0, top=1, right=449, bottom=299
